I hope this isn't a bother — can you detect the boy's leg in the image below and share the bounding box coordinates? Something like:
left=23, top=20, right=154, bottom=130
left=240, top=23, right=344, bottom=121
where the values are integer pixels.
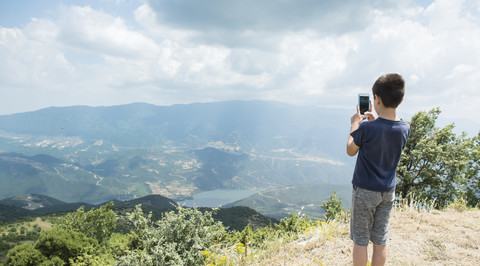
left=372, top=243, right=387, bottom=266
left=353, top=244, right=368, bottom=266
left=351, top=186, right=382, bottom=265
left=371, top=190, right=395, bottom=266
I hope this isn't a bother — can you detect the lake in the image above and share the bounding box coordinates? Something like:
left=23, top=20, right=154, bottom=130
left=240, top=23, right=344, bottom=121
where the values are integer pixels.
left=176, top=189, right=260, bottom=207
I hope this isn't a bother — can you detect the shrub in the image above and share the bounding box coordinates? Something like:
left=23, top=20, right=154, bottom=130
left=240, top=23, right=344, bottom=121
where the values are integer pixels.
left=0, top=239, right=11, bottom=251
left=117, top=204, right=226, bottom=265
left=40, top=256, right=64, bottom=265
left=69, top=248, right=115, bottom=266
left=239, top=224, right=254, bottom=246
left=6, top=243, right=46, bottom=266
left=321, top=190, right=346, bottom=221
left=34, top=228, right=98, bottom=264
left=448, top=197, right=468, bottom=212
left=107, top=233, right=130, bottom=257
left=276, top=214, right=310, bottom=234
left=57, top=202, right=116, bottom=244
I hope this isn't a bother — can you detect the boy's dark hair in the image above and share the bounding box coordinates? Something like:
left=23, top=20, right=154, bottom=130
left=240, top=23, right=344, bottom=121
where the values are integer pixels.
left=372, top=73, right=405, bottom=108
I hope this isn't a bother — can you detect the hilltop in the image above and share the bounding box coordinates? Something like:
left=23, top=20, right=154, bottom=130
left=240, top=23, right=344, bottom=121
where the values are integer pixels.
left=242, top=206, right=480, bottom=265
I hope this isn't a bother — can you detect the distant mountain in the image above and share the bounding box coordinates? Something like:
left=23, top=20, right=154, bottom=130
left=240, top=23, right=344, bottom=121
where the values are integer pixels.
left=0, top=153, right=124, bottom=203
left=0, top=194, right=93, bottom=219
left=0, top=101, right=350, bottom=151
left=225, top=184, right=352, bottom=220
left=0, top=193, right=65, bottom=210
left=0, top=193, right=277, bottom=231
left=0, top=204, right=34, bottom=222
left=210, top=206, right=278, bottom=231
left=0, top=193, right=177, bottom=214
left=0, top=101, right=354, bottom=203
left=114, top=194, right=178, bottom=212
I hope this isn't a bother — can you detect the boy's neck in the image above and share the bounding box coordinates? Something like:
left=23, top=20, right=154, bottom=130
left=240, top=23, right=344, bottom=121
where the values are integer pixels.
left=376, top=107, right=399, bottom=121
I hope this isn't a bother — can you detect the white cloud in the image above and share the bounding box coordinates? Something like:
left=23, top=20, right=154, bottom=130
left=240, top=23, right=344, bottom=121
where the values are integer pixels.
left=0, top=20, right=74, bottom=91
left=57, top=6, right=160, bottom=59
left=1, top=0, right=480, bottom=132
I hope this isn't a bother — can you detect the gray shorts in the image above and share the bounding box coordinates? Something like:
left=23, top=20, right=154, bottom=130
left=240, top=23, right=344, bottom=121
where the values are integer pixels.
left=350, top=186, right=395, bottom=246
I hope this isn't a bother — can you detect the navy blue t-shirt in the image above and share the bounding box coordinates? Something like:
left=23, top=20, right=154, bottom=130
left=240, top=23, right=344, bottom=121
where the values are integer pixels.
left=350, top=117, right=410, bottom=192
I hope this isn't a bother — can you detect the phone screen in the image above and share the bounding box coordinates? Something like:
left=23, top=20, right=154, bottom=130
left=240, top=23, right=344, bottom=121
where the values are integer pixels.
left=359, top=94, right=369, bottom=115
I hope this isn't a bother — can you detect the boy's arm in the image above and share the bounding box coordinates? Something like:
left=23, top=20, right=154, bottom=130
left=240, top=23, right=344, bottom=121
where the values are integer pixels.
left=347, top=106, right=363, bottom=156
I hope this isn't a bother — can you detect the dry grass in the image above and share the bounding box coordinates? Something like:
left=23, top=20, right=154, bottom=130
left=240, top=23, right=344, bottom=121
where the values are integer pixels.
left=31, top=217, right=53, bottom=231
left=0, top=217, right=52, bottom=236
left=243, top=205, right=480, bottom=265
left=387, top=207, right=480, bottom=265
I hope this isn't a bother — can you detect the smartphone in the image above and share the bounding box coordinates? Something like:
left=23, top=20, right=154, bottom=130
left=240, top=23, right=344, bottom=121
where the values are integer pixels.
left=358, top=93, right=370, bottom=116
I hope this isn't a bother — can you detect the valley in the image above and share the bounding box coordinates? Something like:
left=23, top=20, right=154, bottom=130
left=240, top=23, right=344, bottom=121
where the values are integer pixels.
left=0, top=101, right=355, bottom=219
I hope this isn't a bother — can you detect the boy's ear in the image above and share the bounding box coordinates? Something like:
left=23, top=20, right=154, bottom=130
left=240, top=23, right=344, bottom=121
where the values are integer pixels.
left=374, top=94, right=382, bottom=105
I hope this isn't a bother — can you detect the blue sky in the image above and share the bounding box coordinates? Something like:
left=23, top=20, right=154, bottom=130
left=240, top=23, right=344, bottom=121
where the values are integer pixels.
left=1, top=0, right=479, bottom=134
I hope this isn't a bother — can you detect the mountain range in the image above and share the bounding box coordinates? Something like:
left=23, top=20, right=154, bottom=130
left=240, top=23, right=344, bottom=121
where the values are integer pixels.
left=0, top=100, right=355, bottom=218
left=0, top=193, right=277, bottom=231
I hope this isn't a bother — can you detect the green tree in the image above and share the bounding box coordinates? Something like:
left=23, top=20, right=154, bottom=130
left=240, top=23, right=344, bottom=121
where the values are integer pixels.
left=6, top=243, right=46, bottom=266
left=397, top=108, right=479, bottom=207
left=239, top=224, right=254, bottom=246
left=465, top=133, right=480, bottom=206
left=34, top=228, right=98, bottom=264
left=321, top=190, right=346, bottom=221
left=57, top=202, right=116, bottom=244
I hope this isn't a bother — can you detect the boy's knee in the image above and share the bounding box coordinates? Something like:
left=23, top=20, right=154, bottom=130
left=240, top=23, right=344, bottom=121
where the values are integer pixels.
left=372, top=243, right=387, bottom=249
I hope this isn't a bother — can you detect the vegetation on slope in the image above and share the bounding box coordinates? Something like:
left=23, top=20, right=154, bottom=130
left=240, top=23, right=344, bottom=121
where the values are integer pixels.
left=2, top=190, right=479, bottom=265
left=1, top=194, right=342, bottom=265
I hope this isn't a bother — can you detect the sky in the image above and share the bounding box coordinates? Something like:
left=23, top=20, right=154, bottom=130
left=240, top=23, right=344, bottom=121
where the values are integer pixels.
left=1, top=0, right=480, bottom=135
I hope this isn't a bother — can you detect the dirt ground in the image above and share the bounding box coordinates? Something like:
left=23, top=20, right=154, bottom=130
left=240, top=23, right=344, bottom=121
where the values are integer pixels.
left=251, top=207, right=480, bottom=265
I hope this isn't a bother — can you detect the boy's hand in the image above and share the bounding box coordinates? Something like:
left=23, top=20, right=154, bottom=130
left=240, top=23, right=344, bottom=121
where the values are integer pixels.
left=347, top=105, right=363, bottom=156
left=363, top=100, right=377, bottom=121
left=350, top=105, right=366, bottom=130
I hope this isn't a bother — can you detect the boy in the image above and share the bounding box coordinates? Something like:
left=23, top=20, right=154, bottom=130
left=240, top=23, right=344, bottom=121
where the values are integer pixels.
left=346, top=73, right=410, bottom=266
